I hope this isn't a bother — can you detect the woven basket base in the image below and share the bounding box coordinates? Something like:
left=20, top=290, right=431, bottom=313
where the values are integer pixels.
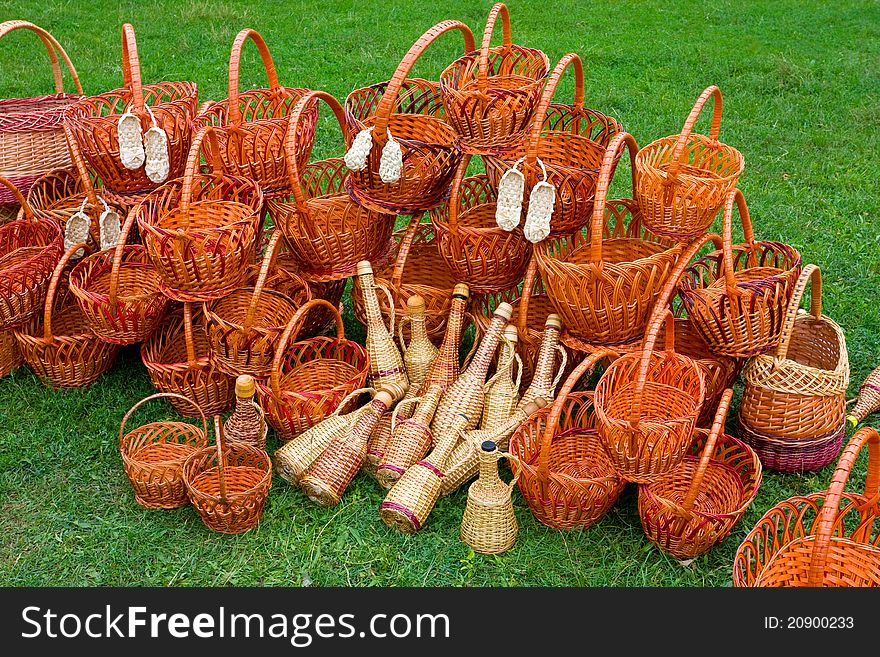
left=300, top=476, right=341, bottom=508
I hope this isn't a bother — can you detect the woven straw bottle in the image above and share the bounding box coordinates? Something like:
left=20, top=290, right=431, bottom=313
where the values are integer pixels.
left=419, top=284, right=471, bottom=394
left=223, top=375, right=267, bottom=450
left=300, top=384, right=406, bottom=507
left=459, top=440, right=519, bottom=555
left=519, top=314, right=564, bottom=408
left=376, top=383, right=444, bottom=489
left=481, top=325, right=522, bottom=431
left=356, top=261, right=409, bottom=391
left=848, top=365, right=880, bottom=427
left=431, top=302, right=514, bottom=438
left=379, top=412, right=472, bottom=534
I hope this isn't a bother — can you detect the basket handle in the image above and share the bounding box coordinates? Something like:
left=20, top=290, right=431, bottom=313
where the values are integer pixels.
left=121, top=23, right=145, bottom=112
left=678, top=388, right=734, bottom=515
left=525, top=53, right=584, bottom=167
left=807, top=426, right=880, bottom=586
left=0, top=175, right=36, bottom=221
left=108, top=204, right=140, bottom=306
left=390, top=214, right=422, bottom=288
left=118, top=392, right=208, bottom=448
left=371, top=21, right=475, bottom=141
left=182, top=302, right=198, bottom=365
left=536, top=349, right=613, bottom=481
left=720, top=188, right=759, bottom=295
left=179, top=125, right=225, bottom=215
left=476, top=3, right=512, bottom=93
left=0, top=20, right=82, bottom=95
left=665, top=86, right=723, bottom=184
left=63, top=123, right=101, bottom=210
left=515, top=253, right=539, bottom=334
left=588, top=131, right=639, bottom=263
left=390, top=394, right=423, bottom=432
left=43, top=241, right=91, bottom=341
left=269, top=299, right=346, bottom=398
left=243, top=230, right=284, bottom=332
left=227, top=28, right=281, bottom=127
left=213, top=415, right=228, bottom=505
left=627, top=310, right=678, bottom=426
left=775, top=264, right=822, bottom=361
left=446, top=153, right=473, bottom=234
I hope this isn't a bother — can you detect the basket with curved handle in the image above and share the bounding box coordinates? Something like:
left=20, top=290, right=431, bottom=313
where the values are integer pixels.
left=226, top=28, right=282, bottom=127
left=0, top=20, right=82, bottom=95
left=119, top=391, right=208, bottom=449
left=718, top=188, right=761, bottom=297
left=64, top=123, right=105, bottom=216
left=107, top=200, right=144, bottom=308
left=476, top=3, right=513, bottom=95
left=179, top=125, right=227, bottom=217
left=241, top=230, right=284, bottom=334
left=587, top=131, right=639, bottom=265
left=0, top=175, right=39, bottom=222
left=774, top=264, right=822, bottom=362
left=663, top=86, right=723, bottom=200
left=42, top=241, right=92, bottom=342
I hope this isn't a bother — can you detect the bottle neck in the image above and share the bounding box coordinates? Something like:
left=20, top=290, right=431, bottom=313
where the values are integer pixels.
left=359, top=272, right=387, bottom=333
left=463, top=314, right=508, bottom=381
left=412, top=385, right=443, bottom=422
left=349, top=397, right=391, bottom=446
left=530, top=326, right=560, bottom=386
left=478, top=450, right=502, bottom=486
left=436, top=296, right=467, bottom=359
left=409, top=312, right=430, bottom=344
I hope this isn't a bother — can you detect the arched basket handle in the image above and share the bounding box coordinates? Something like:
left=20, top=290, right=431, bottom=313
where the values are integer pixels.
left=227, top=28, right=282, bottom=126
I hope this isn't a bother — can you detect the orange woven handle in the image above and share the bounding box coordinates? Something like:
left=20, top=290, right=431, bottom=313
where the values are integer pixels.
left=445, top=153, right=474, bottom=234
left=666, top=86, right=723, bottom=183
left=477, top=3, right=512, bottom=93
left=775, top=264, right=822, bottom=361
left=227, top=28, right=281, bottom=126
left=0, top=175, right=36, bottom=221
left=121, top=23, right=145, bottom=111
left=43, top=242, right=91, bottom=341
left=181, top=125, right=225, bottom=214
left=0, top=20, right=82, bottom=94
left=372, top=20, right=476, bottom=142
left=720, top=188, right=759, bottom=294
left=182, top=302, right=198, bottom=365
left=588, top=131, right=639, bottom=263
left=63, top=123, right=101, bottom=210
left=525, top=53, right=584, bottom=165
left=213, top=415, right=228, bottom=504
left=109, top=203, right=140, bottom=306
left=679, top=388, right=734, bottom=514
left=390, top=214, right=423, bottom=288
left=243, top=230, right=283, bottom=331
left=119, top=392, right=208, bottom=448
left=807, top=426, right=880, bottom=586
left=515, top=253, right=539, bottom=335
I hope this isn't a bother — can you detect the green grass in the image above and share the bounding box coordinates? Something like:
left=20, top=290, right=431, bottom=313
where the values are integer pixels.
left=1, top=0, right=879, bottom=586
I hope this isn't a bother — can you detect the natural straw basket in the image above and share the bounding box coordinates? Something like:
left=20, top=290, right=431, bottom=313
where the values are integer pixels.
left=635, top=86, right=744, bottom=239
left=637, top=389, right=763, bottom=559
left=267, top=91, right=396, bottom=281
left=344, top=21, right=476, bottom=214
left=255, top=299, right=369, bottom=441
left=733, top=427, right=880, bottom=587
left=64, top=24, right=198, bottom=206
left=439, top=3, right=548, bottom=155
left=0, top=20, right=82, bottom=206
left=508, top=352, right=625, bottom=529
left=848, top=366, right=880, bottom=428
left=119, top=392, right=209, bottom=509
left=679, top=188, right=802, bottom=358
left=195, top=28, right=317, bottom=199
left=430, top=158, right=531, bottom=293
left=141, top=303, right=235, bottom=417
left=15, top=242, right=119, bottom=388
left=68, top=207, right=169, bottom=344
left=0, top=329, right=23, bottom=377
left=484, top=53, right=622, bottom=237
left=0, top=175, right=63, bottom=329
left=183, top=416, right=272, bottom=534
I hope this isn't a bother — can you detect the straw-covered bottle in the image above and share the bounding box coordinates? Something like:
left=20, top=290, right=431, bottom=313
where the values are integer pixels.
left=223, top=374, right=267, bottom=450
left=356, top=260, right=408, bottom=391
left=418, top=283, right=470, bottom=394
left=519, top=314, right=565, bottom=408
left=481, top=324, right=522, bottom=431
left=460, top=440, right=520, bottom=555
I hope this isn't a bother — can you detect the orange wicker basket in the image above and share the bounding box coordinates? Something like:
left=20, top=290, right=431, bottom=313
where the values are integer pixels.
left=343, top=21, right=475, bottom=214
left=267, top=90, right=396, bottom=281
left=637, top=389, right=763, bottom=559
left=679, top=189, right=802, bottom=357
left=64, top=24, right=198, bottom=207
left=141, top=302, right=235, bottom=418
left=0, top=329, right=23, bottom=377
left=484, top=53, right=622, bottom=237
left=733, top=427, right=880, bottom=587
left=0, top=20, right=82, bottom=207
left=430, top=156, right=531, bottom=293
left=438, top=3, right=548, bottom=154
left=635, top=86, right=744, bottom=239
left=255, top=299, right=369, bottom=441
left=133, top=125, right=263, bottom=301
left=509, top=352, right=625, bottom=529
left=119, top=392, right=209, bottom=509
left=0, top=175, right=63, bottom=330
left=15, top=242, right=119, bottom=388
left=195, top=28, right=316, bottom=199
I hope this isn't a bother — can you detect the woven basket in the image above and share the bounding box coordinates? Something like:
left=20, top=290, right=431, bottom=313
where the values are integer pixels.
left=739, top=265, right=848, bottom=443
left=267, top=90, right=396, bottom=281
left=0, top=21, right=82, bottom=206
left=119, top=392, right=209, bottom=509
left=535, top=131, right=682, bottom=345
left=344, top=21, right=475, bottom=214
left=64, top=24, right=198, bottom=206
left=638, top=389, right=763, bottom=559
left=255, top=299, right=369, bottom=441
left=635, top=86, right=744, bottom=239
left=0, top=329, right=23, bottom=377
left=509, top=352, right=625, bottom=529
left=484, top=53, right=622, bottom=237
left=68, top=208, right=168, bottom=344
left=183, top=416, right=272, bottom=534
left=15, top=242, right=119, bottom=388
left=141, top=303, right=235, bottom=418
left=439, top=3, right=548, bottom=154
left=195, top=28, right=316, bottom=199
left=736, top=420, right=845, bottom=474
left=244, top=253, right=325, bottom=338
left=733, top=427, right=880, bottom=587
left=0, top=175, right=63, bottom=330
left=679, top=189, right=802, bottom=357
left=430, top=159, right=531, bottom=293
left=134, top=125, right=263, bottom=302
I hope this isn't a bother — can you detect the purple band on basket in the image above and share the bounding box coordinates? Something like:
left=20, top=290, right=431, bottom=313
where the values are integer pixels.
left=377, top=367, right=407, bottom=378
left=862, top=383, right=880, bottom=395
left=379, top=501, right=421, bottom=531
left=377, top=463, right=405, bottom=475
left=415, top=460, right=444, bottom=478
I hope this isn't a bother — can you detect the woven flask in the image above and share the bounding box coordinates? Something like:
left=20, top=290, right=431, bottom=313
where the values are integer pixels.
left=418, top=283, right=470, bottom=394
left=848, top=365, right=880, bottom=427
left=519, top=314, right=565, bottom=407
left=459, top=441, right=520, bottom=555
left=223, top=375, right=267, bottom=450
left=481, top=324, right=522, bottom=431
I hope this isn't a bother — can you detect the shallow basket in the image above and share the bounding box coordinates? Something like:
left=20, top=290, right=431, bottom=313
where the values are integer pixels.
left=119, top=393, right=209, bottom=509
left=733, top=427, right=880, bottom=587
left=438, top=3, right=548, bottom=155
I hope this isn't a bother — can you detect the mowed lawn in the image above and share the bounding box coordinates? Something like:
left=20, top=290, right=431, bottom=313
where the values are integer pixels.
left=1, top=0, right=878, bottom=586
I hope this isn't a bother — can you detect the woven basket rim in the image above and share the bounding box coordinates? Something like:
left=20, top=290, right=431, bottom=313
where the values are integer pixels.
left=635, top=132, right=745, bottom=184
left=195, top=85, right=313, bottom=121
left=65, top=81, right=197, bottom=119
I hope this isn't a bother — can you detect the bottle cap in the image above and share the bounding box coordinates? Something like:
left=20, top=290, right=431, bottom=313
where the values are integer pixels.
left=406, top=295, right=426, bottom=314
left=235, top=374, right=256, bottom=398
left=356, top=260, right=373, bottom=276
left=374, top=389, right=397, bottom=407
left=378, top=382, right=408, bottom=404
left=481, top=440, right=497, bottom=452
left=452, top=283, right=470, bottom=299
left=495, top=302, right=514, bottom=321
left=503, top=324, right=519, bottom=342
left=545, top=314, right=562, bottom=330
